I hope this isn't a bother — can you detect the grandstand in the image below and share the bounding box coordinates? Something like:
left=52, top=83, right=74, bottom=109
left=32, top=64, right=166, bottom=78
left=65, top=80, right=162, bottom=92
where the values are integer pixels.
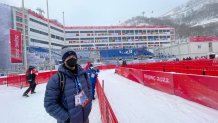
left=99, top=48, right=153, bottom=59
left=26, top=47, right=62, bottom=69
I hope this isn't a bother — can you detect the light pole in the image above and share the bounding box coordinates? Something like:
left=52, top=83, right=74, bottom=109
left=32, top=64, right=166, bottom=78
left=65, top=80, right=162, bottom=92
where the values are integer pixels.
left=22, top=0, right=27, bottom=71
left=142, top=11, right=145, bottom=17
left=46, top=0, right=52, bottom=70
left=62, top=11, right=66, bottom=45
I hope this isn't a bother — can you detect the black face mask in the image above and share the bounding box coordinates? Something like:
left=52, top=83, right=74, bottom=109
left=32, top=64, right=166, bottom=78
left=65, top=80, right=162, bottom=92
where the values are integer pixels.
left=66, top=58, right=77, bottom=67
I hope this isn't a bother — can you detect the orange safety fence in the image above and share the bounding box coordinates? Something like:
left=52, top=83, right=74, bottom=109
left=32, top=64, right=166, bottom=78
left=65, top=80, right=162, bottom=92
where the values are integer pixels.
left=96, top=79, right=118, bottom=123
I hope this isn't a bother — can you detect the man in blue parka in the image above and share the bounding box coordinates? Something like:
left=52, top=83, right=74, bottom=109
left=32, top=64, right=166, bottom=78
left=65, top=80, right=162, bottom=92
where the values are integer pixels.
left=44, top=47, right=92, bottom=123
left=87, top=64, right=99, bottom=100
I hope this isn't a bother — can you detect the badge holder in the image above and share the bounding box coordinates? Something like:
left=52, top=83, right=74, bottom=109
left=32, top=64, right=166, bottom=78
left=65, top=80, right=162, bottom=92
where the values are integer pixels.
left=91, top=73, right=95, bottom=78
left=75, top=90, right=89, bottom=107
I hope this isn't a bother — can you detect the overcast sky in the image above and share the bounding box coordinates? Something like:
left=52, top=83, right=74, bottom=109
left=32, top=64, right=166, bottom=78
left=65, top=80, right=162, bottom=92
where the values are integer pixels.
left=0, top=0, right=189, bottom=26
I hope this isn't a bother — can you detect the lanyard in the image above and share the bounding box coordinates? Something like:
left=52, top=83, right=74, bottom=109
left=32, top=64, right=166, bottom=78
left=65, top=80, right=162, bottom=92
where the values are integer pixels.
left=75, top=76, right=82, bottom=94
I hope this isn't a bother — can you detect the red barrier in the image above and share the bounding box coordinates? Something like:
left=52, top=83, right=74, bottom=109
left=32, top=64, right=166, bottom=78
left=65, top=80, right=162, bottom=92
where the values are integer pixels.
left=120, top=67, right=130, bottom=78
left=96, top=79, right=118, bottom=123
left=4, top=64, right=116, bottom=88
left=118, top=67, right=174, bottom=94
left=7, top=74, right=22, bottom=88
left=97, top=65, right=116, bottom=70
left=0, top=77, right=7, bottom=85
left=120, top=68, right=139, bottom=83
left=129, top=68, right=144, bottom=85
left=37, top=72, right=50, bottom=84
left=142, top=70, right=174, bottom=94
left=119, top=68, right=144, bottom=84
left=205, top=70, right=218, bottom=76
left=4, top=71, right=57, bottom=88
left=20, top=74, right=29, bottom=88
left=123, top=68, right=140, bottom=83
left=116, top=66, right=218, bottom=110
left=174, top=74, right=218, bottom=110
left=124, top=59, right=218, bottom=76
left=115, top=68, right=121, bottom=75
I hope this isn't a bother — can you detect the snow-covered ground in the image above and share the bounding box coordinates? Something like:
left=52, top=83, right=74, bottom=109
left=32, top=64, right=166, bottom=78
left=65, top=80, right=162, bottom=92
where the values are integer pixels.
left=0, top=84, right=101, bottom=123
left=1, top=69, right=218, bottom=123
left=98, top=69, right=218, bottom=123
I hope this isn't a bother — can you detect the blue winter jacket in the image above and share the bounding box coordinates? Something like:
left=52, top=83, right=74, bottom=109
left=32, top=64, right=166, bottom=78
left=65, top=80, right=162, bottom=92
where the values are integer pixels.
left=44, top=64, right=92, bottom=123
left=87, top=68, right=99, bottom=84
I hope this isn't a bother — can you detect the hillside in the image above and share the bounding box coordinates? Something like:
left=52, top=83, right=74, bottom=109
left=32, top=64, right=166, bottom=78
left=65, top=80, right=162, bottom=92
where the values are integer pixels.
left=123, top=0, right=218, bottom=39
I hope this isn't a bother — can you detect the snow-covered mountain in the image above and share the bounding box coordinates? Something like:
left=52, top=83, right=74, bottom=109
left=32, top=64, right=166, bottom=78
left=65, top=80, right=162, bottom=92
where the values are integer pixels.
left=162, top=0, right=218, bottom=26
left=123, top=0, right=218, bottom=39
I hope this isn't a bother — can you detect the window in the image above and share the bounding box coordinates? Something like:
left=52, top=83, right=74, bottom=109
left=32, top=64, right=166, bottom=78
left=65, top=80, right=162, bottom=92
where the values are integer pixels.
left=16, top=16, right=22, bottom=22
left=51, top=43, right=64, bottom=47
left=31, top=38, right=63, bottom=47
left=31, top=38, right=48, bottom=45
left=30, top=28, right=48, bottom=36
left=51, top=26, right=64, bottom=33
left=66, top=31, right=79, bottom=33
left=66, top=38, right=77, bottom=40
left=30, top=18, right=48, bottom=27
left=51, top=34, right=55, bottom=38
left=96, top=44, right=107, bottom=46
left=56, top=35, right=60, bottom=40
left=197, top=45, right=201, bottom=49
left=81, top=44, right=93, bottom=47
left=50, top=34, right=64, bottom=41
left=16, top=27, right=23, bottom=32
left=69, top=45, right=80, bottom=47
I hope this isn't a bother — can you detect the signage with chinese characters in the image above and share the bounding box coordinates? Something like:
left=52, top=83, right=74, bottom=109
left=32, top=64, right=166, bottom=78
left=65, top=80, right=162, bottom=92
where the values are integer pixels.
left=10, top=29, right=23, bottom=63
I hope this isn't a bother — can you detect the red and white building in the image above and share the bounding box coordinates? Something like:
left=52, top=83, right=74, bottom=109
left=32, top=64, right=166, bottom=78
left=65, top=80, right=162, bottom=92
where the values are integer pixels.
left=10, top=5, right=175, bottom=50
left=65, top=26, right=175, bottom=50
left=0, top=3, right=175, bottom=70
